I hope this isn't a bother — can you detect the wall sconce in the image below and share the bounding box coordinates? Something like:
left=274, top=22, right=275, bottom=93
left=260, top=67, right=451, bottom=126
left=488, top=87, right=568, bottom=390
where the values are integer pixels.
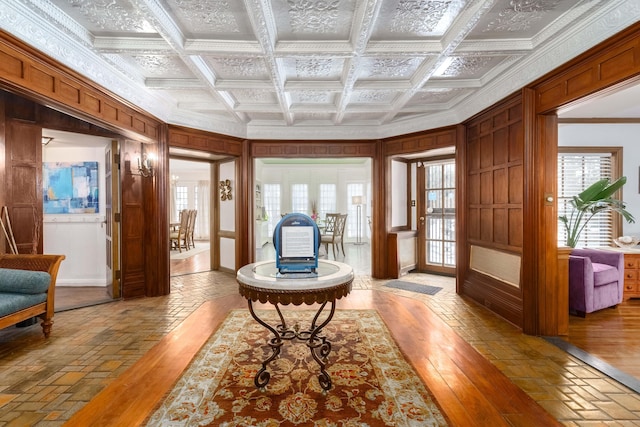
left=170, top=174, right=179, bottom=185
left=138, top=153, right=155, bottom=177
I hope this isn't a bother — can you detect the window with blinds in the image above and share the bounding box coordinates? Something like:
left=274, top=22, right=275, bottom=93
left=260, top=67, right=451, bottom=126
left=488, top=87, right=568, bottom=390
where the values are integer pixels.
left=558, top=150, right=618, bottom=247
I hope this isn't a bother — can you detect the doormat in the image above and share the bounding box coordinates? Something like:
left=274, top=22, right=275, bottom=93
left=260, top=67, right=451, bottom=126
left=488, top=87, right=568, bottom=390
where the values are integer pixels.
left=384, top=280, right=443, bottom=295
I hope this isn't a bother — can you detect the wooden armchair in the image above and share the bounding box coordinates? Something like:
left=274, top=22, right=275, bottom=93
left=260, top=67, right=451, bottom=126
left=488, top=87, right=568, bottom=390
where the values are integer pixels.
left=0, top=254, right=65, bottom=338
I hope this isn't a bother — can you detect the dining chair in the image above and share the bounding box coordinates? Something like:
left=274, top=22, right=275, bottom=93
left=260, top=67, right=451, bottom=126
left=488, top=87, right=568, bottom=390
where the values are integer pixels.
left=321, top=213, right=347, bottom=258
left=187, top=209, right=197, bottom=249
left=170, top=209, right=190, bottom=252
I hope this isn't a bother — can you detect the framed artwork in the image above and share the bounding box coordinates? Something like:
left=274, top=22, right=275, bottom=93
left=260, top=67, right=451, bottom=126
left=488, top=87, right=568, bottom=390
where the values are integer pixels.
left=43, top=162, right=99, bottom=214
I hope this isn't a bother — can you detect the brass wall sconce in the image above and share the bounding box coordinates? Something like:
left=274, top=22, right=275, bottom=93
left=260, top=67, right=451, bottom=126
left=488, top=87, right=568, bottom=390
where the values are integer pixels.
left=138, top=153, right=155, bottom=177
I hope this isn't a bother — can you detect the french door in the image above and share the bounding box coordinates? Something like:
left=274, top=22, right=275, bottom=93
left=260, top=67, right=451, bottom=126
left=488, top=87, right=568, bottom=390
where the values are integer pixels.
left=417, top=159, right=456, bottom=275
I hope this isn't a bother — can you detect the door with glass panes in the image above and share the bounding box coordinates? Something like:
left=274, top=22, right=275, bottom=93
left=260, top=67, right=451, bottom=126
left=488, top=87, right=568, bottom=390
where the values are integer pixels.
left=417, top=159, right=456, bottom=275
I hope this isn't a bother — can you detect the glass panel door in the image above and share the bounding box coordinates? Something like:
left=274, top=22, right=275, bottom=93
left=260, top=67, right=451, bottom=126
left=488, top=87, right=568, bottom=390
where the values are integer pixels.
left=418, top=159, right=456, bottom=274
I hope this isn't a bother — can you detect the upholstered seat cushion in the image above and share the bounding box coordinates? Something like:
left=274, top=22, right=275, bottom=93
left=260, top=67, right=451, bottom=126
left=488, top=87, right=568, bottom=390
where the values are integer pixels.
left=0, top=293, right=48, bottom=317
left=592, top=263, right=619, bottom=287
left=0, top=268, right=51, bottom=294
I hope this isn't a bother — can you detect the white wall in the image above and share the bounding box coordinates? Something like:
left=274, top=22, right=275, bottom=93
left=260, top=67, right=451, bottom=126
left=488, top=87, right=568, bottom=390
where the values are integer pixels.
left=42, top=145, right=108, bottom=287
left=391, top=160, right=408, bottom=228
left=559, top=123, right=640, bottom=236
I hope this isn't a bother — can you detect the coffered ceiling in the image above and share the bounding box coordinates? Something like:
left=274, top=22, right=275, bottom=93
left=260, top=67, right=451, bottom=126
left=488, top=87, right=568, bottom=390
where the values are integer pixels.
left=1, top=1, right=639, bottom=140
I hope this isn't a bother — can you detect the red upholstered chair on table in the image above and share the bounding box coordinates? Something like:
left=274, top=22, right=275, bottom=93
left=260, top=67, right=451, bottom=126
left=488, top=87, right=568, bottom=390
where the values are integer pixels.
left=569, top=248, right=624, bottom=317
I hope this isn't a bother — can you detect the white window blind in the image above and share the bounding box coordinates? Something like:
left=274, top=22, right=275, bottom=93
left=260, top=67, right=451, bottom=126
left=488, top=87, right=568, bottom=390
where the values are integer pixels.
left=558, top=153, right=613, bottom=247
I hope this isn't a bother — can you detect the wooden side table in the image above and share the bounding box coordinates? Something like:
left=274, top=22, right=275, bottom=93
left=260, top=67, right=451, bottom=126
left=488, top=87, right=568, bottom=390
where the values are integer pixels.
left=236, top=260, right=353, bottom=391
left=596, top=247, right=640, bottom=300
left=621, top=251, right=640, bottom=300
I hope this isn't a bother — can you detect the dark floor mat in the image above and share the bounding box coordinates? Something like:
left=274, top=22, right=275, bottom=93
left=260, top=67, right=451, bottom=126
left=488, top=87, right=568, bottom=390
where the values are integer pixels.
left=384, top=280, right=442, bottom=295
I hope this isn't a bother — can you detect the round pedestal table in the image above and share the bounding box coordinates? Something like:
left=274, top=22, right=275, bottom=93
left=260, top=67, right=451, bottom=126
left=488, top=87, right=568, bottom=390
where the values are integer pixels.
left=236, top=259, right=353, bottom=391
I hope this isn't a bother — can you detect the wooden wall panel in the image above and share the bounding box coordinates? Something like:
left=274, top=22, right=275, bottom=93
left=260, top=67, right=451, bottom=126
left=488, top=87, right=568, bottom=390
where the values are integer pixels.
left=535, top=22, right=640, bottom=113
left=384, top=127, right=456, bottom=156
left=168, top=125, right=243, bottom=156
left=120, top=139, right=146, bottom=299
left=252, top=140, right=376, bottom=158
left=5, top=118, right=42, bottom=254
left=0, top=30, right=161, bottom=142
left=462, top=94, right=524, bottom=327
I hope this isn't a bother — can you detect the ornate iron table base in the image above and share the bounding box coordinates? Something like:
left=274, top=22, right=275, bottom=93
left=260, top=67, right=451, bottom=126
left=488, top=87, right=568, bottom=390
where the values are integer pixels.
left=248, top=299, right=336, bottom=391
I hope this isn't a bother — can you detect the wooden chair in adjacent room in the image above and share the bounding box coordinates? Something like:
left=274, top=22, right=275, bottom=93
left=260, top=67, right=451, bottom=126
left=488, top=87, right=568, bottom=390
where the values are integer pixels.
left=321, top=213, right=347, bottom=258
left=187, top=209, right=197, bottom=249
left=170, top=209, right=190, bottom=252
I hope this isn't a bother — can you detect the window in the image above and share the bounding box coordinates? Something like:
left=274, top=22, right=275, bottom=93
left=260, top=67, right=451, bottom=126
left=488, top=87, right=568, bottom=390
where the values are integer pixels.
left=318, top=184, right=336, bottom=220
left=175, top=186, right=188, bottom=219
left=291, top=184, right=308, bottom=214
left=264, top=184, right=281, bottom=236
left=558, top=148, right=622, bottom=247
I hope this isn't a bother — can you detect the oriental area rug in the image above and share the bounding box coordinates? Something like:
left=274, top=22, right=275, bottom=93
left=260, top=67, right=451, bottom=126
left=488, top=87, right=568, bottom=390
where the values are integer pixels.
left=146, top=309, right=448, bottom=426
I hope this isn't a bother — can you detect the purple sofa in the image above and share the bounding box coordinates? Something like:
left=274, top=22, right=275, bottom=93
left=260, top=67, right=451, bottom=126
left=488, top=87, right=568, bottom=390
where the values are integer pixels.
left=569, top=248, right=624, bottom=317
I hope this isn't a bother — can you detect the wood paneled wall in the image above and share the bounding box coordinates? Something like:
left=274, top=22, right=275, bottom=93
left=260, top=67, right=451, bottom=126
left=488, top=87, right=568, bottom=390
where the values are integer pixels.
left=168, top=125, right=243, bottom=156
left=0, top=31, right=160, bottom=142
left=460, top=94, right=525, bottom=327
left=384, top=126, right=457, bottom=156
left=0, top=26, right=169, bottom=300
left=535, top=22, right=640, bottom=114
left=3, top=117, right=42, bottom=254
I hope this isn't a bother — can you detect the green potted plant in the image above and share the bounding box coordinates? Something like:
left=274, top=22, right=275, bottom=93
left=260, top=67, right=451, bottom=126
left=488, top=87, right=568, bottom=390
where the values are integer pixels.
left=559, top=176, right=635, bottom=248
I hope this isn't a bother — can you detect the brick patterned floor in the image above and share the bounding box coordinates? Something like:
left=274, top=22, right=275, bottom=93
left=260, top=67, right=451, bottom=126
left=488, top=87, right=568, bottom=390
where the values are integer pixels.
left=0, top=270, right=639, bottom=426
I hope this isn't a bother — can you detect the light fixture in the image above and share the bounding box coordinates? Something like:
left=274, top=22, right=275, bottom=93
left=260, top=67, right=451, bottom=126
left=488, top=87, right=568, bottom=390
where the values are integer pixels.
left=138, top=153, right=155, bottom=177
left=42, top=136, right=54, bottom=145
left=171, top=174, right=179, bottom=185
left=352, top=195, right=364, bottom=245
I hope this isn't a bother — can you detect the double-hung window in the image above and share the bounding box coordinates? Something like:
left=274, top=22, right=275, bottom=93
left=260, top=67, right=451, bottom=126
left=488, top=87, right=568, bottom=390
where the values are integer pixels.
left=558, top=147, right=622, bottom=247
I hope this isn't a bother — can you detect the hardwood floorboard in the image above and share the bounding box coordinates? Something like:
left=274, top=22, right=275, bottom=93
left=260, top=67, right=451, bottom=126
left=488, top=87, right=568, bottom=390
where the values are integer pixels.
left=53, top=244, right=640, bottom=425
left=64, top=290, right=559, bottom=426
left=564, top=299, right=640, bottom=380
left=64, top=295, right=245, bottom=427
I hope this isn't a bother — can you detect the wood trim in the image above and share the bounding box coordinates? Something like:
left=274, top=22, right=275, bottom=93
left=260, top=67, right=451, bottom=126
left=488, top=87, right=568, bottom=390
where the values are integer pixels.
left=250, top=140, right=376, bottom=158
left=455, top=124, right=467, bottom=295
left=384, top=126, right=457, bottom=156
left=534, top=21, right=640, bottom=114
left=168, top=125, right=243, bottom=156
left=556, top=246, right=571, bottom=335
left=0, top=30, right=161, bottom=142
left=371, top=140, right=386, bottom=278
left=558, top=118, right=640, bottom=124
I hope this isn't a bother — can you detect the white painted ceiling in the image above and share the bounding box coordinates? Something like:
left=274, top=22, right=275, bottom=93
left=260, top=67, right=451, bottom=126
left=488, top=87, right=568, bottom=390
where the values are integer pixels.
left=3, top=1, right=640, bottom=140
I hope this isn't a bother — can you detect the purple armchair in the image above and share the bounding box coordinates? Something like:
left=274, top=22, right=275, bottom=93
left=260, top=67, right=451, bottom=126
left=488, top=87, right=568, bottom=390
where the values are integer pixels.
left=569, top=248, right=624, bottom=317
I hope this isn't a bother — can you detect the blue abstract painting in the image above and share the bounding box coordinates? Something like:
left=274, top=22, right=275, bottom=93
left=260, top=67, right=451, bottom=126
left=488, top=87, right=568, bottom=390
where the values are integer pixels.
left=43, top=162, right=99, bottom=214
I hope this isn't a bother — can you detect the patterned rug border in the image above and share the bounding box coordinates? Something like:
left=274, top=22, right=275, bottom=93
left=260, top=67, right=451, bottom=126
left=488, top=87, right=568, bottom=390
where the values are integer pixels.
left=146, top=308, right=448, bottom=426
